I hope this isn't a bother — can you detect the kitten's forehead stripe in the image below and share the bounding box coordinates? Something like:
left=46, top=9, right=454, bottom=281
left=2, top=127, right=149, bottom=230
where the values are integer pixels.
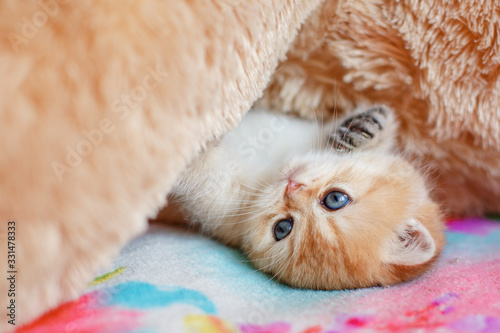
left=293, top=214, right=340, bottom=270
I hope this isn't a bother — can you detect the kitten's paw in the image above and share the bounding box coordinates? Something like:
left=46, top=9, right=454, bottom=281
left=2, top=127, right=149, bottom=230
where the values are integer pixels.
left=328, top=105, right=396, bottom=152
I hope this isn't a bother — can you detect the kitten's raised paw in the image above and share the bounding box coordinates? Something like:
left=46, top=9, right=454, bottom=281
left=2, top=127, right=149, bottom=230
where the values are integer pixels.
left=328, top=106, right=395, bottom=153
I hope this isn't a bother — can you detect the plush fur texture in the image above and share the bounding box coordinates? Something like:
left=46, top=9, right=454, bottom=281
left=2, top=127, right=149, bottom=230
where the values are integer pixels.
left=261, top=0, right=500, bottom=216
left=0, top=0, right=322, bottom=329
left=1, top=0, right=497, bottom=329
left=171, top=107, right=445, bottom=289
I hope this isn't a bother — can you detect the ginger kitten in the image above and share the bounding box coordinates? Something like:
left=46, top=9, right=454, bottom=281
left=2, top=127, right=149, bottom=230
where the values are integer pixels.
left=171, top=106, right=445, bottom=289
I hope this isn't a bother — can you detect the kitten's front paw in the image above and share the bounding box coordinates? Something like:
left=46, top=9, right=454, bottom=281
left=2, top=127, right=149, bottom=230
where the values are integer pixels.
left=328, top=106, right=395, bottom=152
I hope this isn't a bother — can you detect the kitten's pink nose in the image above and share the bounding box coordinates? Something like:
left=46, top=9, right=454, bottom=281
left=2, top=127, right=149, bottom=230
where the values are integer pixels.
left=286, top=180, right=303, bottom=197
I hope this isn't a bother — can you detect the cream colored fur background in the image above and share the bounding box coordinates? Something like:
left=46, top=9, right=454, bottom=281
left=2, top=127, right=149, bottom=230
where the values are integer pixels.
left=0, top=0, right=498, bottom=329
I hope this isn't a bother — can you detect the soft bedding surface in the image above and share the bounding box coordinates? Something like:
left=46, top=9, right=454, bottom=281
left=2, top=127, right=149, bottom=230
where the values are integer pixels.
left=17, top=217, right=500, bottom=333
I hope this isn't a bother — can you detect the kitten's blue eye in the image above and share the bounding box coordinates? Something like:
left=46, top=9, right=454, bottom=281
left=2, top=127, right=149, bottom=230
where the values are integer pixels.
left=273, top=219, right=293, bottom=241
left=322, top=191, right=350, bottom=210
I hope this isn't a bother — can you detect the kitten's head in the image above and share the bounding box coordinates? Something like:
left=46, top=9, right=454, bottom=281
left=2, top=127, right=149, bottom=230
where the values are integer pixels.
left=242, top=151, right=445, bottom=289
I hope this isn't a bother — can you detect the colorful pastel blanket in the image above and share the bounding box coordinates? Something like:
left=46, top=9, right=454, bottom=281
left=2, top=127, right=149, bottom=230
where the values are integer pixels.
left=18, top=218, right=500, bottom=333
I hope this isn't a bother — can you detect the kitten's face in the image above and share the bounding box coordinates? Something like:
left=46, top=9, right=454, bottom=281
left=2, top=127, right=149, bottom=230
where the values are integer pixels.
left=242, top=151, right=445, bottom=289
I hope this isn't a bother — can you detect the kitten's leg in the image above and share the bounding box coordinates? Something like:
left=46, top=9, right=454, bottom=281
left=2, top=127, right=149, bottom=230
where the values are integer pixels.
left=327, top=105, right=397, bottom=153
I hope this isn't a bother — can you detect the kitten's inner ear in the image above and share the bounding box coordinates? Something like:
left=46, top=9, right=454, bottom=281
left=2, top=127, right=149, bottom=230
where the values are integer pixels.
left=383, top=219, right=436, bottom=266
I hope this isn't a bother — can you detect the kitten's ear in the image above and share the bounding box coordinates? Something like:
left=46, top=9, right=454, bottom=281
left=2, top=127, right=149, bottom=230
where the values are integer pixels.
left=383, top=219, right=436, bottom=266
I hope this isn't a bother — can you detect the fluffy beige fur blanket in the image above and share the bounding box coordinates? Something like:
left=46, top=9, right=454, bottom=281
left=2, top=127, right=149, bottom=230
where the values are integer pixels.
left=1, top=0, right=498, bottom=329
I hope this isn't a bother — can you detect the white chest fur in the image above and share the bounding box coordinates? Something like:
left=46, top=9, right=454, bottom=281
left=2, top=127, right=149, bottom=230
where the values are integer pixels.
left=217, top=109, right=322, bottom=186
